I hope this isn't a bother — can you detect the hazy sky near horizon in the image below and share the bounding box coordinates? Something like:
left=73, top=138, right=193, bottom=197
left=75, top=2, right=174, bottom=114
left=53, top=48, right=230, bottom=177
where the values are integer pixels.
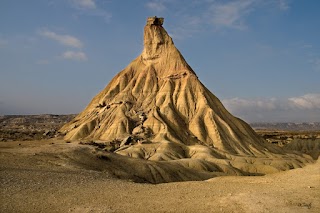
left=1, top=0, right=320, bottom=122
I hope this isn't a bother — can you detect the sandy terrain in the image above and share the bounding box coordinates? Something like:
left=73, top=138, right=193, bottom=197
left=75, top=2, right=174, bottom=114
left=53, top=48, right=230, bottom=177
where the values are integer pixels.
left=1, top=139, right=319, bottom=213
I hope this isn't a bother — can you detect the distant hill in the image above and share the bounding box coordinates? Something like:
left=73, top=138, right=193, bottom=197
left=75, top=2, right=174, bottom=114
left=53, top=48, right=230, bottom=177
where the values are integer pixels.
left=0, top=114, right=76, bottom=141
left=0, top=114, right=76, bottom=131
left=250, top=122, right=320, bottom=131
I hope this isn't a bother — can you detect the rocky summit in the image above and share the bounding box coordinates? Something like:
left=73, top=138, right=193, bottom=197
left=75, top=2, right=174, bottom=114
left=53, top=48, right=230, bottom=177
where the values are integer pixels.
left=60, top=17, right=313, bottom=180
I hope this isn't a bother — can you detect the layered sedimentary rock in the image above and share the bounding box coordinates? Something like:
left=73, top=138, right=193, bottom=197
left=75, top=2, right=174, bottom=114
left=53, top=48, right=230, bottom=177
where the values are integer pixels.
left=60, top=17, right=312, bottom=177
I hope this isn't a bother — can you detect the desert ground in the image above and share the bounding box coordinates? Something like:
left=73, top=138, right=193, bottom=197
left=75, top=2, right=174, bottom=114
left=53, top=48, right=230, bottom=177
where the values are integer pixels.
left=0, top=115, right=319, bottom=213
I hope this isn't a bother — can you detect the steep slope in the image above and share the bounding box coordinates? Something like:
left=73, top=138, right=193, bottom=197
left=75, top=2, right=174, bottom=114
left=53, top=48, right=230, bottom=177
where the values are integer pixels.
left=60, top=17, right=313, bottom=176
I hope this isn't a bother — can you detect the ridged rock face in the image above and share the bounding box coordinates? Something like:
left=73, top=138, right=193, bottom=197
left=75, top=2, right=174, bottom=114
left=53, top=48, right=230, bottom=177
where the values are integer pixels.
left=60, top=17, right=312, bottom=172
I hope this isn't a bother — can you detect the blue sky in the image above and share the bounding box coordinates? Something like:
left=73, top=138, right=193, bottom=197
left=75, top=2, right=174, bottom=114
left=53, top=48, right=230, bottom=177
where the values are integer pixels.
left=1, top=0, right=320, bottom=122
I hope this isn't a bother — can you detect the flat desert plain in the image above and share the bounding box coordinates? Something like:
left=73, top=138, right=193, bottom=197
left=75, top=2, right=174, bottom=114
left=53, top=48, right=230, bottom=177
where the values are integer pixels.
left=1, top=139, right=319, bottom=213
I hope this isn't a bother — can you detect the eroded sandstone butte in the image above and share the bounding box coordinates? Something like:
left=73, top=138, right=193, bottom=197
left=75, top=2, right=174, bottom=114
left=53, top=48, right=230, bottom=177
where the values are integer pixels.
left=60, top=17, right=313, bottom=177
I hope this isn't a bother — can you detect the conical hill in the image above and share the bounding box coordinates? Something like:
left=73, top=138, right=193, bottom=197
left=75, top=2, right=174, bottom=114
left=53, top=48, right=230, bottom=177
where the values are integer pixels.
left=60, top=17, right=313, bottom=180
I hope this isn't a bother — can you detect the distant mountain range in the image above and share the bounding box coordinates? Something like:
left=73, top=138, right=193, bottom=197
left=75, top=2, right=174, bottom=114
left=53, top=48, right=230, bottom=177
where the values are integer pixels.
left=250, top=122, right=320, bottom=131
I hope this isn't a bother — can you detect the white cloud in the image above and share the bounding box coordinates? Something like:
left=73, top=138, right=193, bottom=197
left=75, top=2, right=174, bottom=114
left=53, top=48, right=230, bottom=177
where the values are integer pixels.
left=223, top=97, right=278, bottom=112
left=87, top=9, right=112, bottom=22
left=146, top=1, right=166, bottom=12
left=169, top=16, right=202, bottom=40
left=62, top=51, right=87, bottom=61
left=144, top=0, right=290, bottom=37
left=222, top=93, right=320, bottom=122
left=289, top=94, right=320, bottom=110
left=278, top=0, right=290, bottom=10
left=208, top=0, right=256, bottom=30
left=39, top=30, right=83, bottom=48
left=71, top=0, right=96, bottom=9
left=69, top=0, right=112, bottom=22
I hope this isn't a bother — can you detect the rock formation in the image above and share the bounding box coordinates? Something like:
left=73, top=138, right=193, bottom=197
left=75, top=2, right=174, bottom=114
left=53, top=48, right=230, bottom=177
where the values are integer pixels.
left=60, top=17, right=313, bottom=177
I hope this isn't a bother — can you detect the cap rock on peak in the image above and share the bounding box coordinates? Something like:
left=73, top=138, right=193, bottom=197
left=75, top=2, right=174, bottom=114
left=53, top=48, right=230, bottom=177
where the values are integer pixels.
left=147, top=16, right=164, bottom=26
